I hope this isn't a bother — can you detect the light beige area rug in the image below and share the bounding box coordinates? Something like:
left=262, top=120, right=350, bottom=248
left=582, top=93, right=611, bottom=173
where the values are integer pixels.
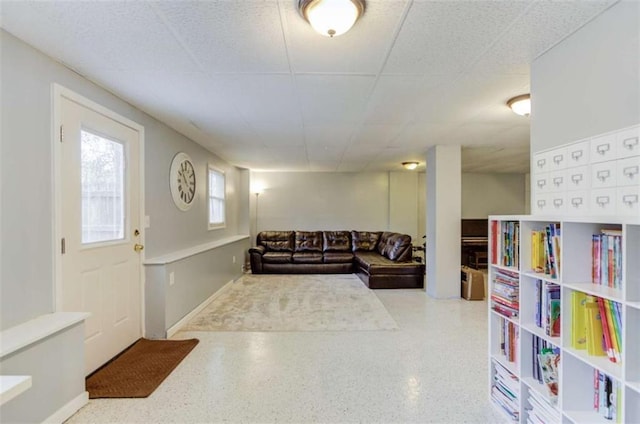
left=182, top=274, right=398, bottom=332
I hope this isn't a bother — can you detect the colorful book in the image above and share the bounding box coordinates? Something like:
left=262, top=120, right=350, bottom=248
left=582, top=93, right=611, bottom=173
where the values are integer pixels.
left=571, top=291, right=587, bottom=349
left=597, top=297, right=616, bottom=362
left=585, top=297, right=606, bottom=356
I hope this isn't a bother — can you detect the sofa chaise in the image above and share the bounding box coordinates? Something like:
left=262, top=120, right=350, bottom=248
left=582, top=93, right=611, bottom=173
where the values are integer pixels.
left=248, top=230, right=424, bottom=289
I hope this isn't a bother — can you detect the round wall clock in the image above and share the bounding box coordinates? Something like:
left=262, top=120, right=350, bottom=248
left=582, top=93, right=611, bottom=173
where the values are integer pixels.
left=170, top=152, right=196, bottom=211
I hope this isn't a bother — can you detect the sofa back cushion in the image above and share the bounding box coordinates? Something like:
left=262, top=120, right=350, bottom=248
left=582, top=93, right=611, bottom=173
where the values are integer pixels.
left=295, top=231, right=323, bottom=252
left=351, top=231, right=382, bottom=252
left=323, top=231, right=351, bottom=252
left=386, top=233, right=412, bottom=261
left=257, top=231, right=294, bottom=252
left=377, top=232, right=393, bottom=255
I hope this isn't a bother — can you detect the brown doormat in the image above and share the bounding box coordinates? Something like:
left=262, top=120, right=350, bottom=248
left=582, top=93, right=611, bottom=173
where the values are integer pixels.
left=86, top=338, right=199, bottom=399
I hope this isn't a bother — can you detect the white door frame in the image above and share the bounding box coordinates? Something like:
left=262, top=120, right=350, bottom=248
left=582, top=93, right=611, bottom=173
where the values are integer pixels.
left=52, top=83, right=146, bottom=336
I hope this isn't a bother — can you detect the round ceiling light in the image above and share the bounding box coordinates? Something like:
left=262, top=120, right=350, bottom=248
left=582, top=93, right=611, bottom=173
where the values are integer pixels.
left=299, top=0, right=365, bottom=37
left=402, top=162, right=419, bottom=170
left=507, top=94, right=531, bottom=117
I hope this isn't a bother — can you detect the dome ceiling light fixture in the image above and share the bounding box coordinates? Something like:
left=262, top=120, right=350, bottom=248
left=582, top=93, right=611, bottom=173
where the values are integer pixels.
left=507, top=94, right=531, bottom=117
left=298, top=0, right=365, bottom=38
left=402, top=161, right=419, bottom=170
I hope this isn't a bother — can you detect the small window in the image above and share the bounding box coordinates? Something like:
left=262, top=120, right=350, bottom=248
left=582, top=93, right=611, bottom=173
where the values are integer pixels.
left=208, top=165, right=225, bottom=229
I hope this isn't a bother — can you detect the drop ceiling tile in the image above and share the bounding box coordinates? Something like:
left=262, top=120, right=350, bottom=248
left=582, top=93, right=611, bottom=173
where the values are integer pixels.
left=383, top=1, right=531, bottom=75
left=0, top=1, right=119, bottom=72
left=103, top=71, right=249, bottom=135
left=392, top=124, right=451, bottom=148
left=296, top=75, right=376, bottom=124
left=152, top=1, right=289, bottom=73
left=307, top=145, right=346, bottom=162
left=249, top=123, right=305, bottom=148
left=363, top=75, right=446, bottom=125
left=462, top=145, right=530, bottom=173
left=471, top=0, right=616, bottom=75
left=303, top=125, right=358, bottom=146
left=220, top=75, right=301, bottom=125
left=308, top=161, right=340, bottom=171
left=337, top=162, right=369, bottom=172
left=282, top=0, right=408, bottom=73
left=413, top=72, right=530, bottom=125
left=19, top=1, right=198, bottom=72
left=341, top=145, right=384, bottom=161
left=351, top=124, right=405, bottom=147
left=445, top=123, right=519, bottom=146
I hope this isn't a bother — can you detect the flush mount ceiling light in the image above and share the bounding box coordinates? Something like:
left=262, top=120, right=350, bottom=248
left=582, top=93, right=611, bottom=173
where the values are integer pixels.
left=402, top=161, right=419, bottom=170
left=298, top=0, right=365, bottom=38
left=507, top=94, right=531, bottom=117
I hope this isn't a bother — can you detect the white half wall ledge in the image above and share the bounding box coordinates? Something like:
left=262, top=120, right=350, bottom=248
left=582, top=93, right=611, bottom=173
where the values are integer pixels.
left=0, top=376, right=32, bottom=406
left=0, top=312, right=89, bottom=359
left=144, top=235, right=250, bottom=265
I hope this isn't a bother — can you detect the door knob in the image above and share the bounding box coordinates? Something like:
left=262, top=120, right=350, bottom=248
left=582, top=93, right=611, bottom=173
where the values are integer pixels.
left=134, top=244, right=144, bottom=252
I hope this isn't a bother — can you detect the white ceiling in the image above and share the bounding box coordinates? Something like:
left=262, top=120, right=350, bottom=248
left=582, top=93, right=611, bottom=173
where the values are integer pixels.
left=0, top=0, right=616, bottom=173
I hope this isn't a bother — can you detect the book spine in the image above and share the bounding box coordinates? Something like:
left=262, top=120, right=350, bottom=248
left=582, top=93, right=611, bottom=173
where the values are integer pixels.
left=611, top=300, right=623, bottom=357
left=597, top=297, right=615, bottom=362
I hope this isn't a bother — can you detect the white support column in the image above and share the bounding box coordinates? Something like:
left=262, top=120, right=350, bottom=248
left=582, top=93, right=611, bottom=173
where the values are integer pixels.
left=426, top=145, right=461, bottom=298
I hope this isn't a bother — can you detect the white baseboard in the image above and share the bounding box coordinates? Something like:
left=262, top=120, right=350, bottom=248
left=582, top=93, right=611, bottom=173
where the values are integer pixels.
left=166, top=279, right=235, bottom=338
left=43, top=391, right=88, bottom=424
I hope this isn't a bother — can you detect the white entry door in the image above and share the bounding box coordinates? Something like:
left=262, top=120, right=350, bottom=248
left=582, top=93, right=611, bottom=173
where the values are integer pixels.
left=59, top=95, right=143, bottom=375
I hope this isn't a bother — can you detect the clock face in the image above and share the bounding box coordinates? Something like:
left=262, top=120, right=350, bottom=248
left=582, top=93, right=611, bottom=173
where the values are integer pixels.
left=170, top=152, right=196, bottom=211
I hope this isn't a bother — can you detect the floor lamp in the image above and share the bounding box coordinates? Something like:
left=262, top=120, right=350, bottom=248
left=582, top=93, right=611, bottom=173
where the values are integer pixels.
left=254, top=192, right=260, bottom=236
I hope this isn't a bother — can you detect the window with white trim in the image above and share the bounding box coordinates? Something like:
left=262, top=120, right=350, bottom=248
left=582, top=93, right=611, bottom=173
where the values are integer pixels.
left=208, top=165, right=225, bottom=229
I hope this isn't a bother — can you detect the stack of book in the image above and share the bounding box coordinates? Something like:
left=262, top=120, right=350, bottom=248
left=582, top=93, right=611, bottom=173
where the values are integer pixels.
left=592, top=229, right=623, bottom=290
left=593, top=370, right=622, bottom=422
left=531, top=224, right=561, bottom=279
left=526, top=385, right=561, bottom=424
left=571, top=292, right=623, bottom=363
left=492, top=269, right=519, bottom=318
left=534, top=280, right=560, bottom=337
left=501, top=221, right=520, bottom=267
left=499, top=317, right=519, bottom=363
left=492, top=362, right=520, bottom=422
left=531, top=336, right=560, bottom=387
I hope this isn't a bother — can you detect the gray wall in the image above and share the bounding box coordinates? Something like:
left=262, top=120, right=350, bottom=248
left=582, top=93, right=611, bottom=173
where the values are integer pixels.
left=251, top=170, right=527, bottom=244
left=0, top=29, right=249, bottom=421
left=531, top=1, right=640, bottom=153
left=1, top=29, right=249, bottom=330
left=145, top=238, right=249, bottom=339
left=0, top=323, right=85, bottom=423
left=461, top=173, right=527, bottom=218
left=251, top=171, right=390, bottom=231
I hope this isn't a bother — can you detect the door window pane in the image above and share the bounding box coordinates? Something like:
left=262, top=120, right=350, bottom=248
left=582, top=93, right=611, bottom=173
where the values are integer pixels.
left=81, top=130, right=125, bottom=244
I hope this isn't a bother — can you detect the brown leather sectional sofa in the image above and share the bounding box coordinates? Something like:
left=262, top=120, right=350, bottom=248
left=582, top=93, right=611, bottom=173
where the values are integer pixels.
left=248, top=230, right=424, bottom=289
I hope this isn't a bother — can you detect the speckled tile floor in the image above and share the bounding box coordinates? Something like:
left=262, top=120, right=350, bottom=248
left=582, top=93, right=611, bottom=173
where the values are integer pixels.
left=67, top=286, right=506, bottom=424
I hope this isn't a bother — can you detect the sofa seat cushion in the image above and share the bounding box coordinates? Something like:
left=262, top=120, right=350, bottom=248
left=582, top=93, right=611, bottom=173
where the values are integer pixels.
left=295, top=231, right=323, bottom=252
left=292, top=252, right=323, bottom=264
left=354, top=252, right=420, bottom=275
left=263, top=252, right=293, bottom=264
left=323, top=252, right=354, bottom=263
left=351, top=231, right=382, bottom=251
left=323, top=231, right=351, bottom=252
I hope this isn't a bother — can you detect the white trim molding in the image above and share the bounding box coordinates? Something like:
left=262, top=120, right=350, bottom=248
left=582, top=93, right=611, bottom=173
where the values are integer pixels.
left=42, top=391, right=88, bottom=424
left=166, top=279, right=235, bottom=338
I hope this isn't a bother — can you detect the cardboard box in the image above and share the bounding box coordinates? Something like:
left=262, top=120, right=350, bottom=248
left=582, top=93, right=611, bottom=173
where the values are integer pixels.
left=461, top=266, right=485, bottom=300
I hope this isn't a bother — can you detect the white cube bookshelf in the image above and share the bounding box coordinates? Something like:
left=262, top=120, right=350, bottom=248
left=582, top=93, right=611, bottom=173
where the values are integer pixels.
left=488, top=214, right=640, bottom=423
